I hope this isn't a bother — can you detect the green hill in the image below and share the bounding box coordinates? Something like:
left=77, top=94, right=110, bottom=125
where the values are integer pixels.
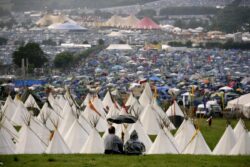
left=11, top=0, right=157, bottom=11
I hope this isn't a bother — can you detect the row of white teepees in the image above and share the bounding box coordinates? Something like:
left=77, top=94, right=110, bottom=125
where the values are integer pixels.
left=0, top=83, right=249, bottom=155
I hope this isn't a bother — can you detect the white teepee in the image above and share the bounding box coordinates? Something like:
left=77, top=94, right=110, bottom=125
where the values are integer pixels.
left=174, top=119, right=196, bottom=152
left=2, top=96, right=17, bottom=120
left=166, top=101, right=184, bottom=117
left=15, top=124, right=46, bottom=154
left=46, top=129, right=71, bottom=154
left=230, top=130, right=250, bottom=155
left=24, top=94, right=40, bottom=110
left=213, top=125, right=236, bottom=155
left=0, top=113, right=15, bottom=154
left=11, top=100, right=29, bottom=126
left=182, top=130, right=211, bottom=155
left=148, top=129, right=179, bottom=154
left=139, top=83, right=153, bottom=106
left=102, top=91, right=114, bottom=109
left=80, top=128, right=104, bottom=154
left=64, top=119, right=89, bottom=153
left=140, top=104, right=161, bottom=135
left=234, top=119, right=246, bottom=138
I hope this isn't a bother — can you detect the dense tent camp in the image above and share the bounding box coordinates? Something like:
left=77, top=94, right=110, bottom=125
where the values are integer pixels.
left=136, top=17, right=161, bottom=30
left=104, top=15, right=140, bottom=28
left=48, top=22, right=87, bottom=31
left=36, top=14, right=75, bottom=27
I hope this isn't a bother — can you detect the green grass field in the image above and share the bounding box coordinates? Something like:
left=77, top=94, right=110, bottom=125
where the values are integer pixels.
left=0, top=118, right=249, bottom=167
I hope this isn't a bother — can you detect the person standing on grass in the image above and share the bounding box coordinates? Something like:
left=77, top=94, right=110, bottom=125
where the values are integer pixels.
left=104, top=126, right=124, bottom=154
left=124, top=130, right=145, bottom=155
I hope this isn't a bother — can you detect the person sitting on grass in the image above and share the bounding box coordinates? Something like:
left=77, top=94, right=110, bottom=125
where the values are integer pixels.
left=104, top=126, right=124, bottom=154
left=124, top=130, right=145, bottom=155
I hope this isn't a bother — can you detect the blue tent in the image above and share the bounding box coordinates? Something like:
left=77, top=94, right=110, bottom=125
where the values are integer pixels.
left=149, top=76, right=163, bottom=82
left=14, top=80, right=47, bottom=87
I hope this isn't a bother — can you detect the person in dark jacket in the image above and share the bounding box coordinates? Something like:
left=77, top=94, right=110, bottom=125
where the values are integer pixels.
left=124, top=130, right=145, bottom=155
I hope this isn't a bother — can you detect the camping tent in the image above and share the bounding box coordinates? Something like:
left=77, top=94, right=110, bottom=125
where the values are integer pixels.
left=136, top=17, right=160, bottom=30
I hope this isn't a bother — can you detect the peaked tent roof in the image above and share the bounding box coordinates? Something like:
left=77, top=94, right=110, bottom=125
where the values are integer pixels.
left=174, top=119, right=196, bottom=152
left=64, top=119, right=89, bottom=153
left=230, top=130, right=250, bottom=155
left=80, top=128, right=104, bottom=154
left=46, top=129, right=71, bottom=154
left=136, top=17, right=160, bottom=30
left=166, top=101, right=185, bottom=117
left=140, top=104, right=161, bottom=135
left=148, top=129, right=179, bottom=154
left=213, top=125, right=236, bottom=155
left=0, top=114, right=15, bottom=154
left=15, top=124, right=46, bottom=154
left=182, top=130, right=211, bottom=155
left=234, top=119, right=246, bottom=137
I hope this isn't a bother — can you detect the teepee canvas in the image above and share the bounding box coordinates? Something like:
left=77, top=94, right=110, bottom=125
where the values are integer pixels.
left=148, top=129, right=179, bottom=154
left=174, top=119, right=196, bottom=152
left=230, top=130, right=250, bottom=155
left=182, top=130, right=211, bottom=155
left=213, top=125, right=236, bottom=155
left=234, top=119, right=246, bottom=137
left=46, top=129, right=71, bottom=154
left=80, top=128, right=104, bottom=154
left=64, top=119, right=89, bottom=153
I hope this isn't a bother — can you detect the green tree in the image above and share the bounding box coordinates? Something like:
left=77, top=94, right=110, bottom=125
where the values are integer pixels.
left=137, top=9, right=156, bottom=18
left=0, top=37, right=7, bottom=45
left=12, top=42, right=47, bottom=68
left=54, top=52, right=74, bottom=68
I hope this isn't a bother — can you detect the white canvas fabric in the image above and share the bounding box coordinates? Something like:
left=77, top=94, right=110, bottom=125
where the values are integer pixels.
left=11, top=100, right=29, bottom=126
left=148, top=129, right=179, bottom=154
left=140, top=104, right=161, bottom=135
left=0, top=115, right=15, bottom=154
left=80, top=128, right=104, bottom=154
left=174, top=119, right=196, bottom=152
left=213, top=125, right=236, bottom=155
left=234, top=119, right=246, bottom=138
left=64, top=119, right=89, bottom=153
left=15, top=124, right=46, bottom=154
left=46, top=129, right=71, bottom=154
left=230, top=130, right=250, bottom=155
left=166, top=101, right=184, bottom=117
left=102, top=91, right=114, bottom=109
left=24, top=94, right=40, bottom=110
left=182, top=130, right=211, bottom=155
left=2, top=96, right=17, bottom=120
